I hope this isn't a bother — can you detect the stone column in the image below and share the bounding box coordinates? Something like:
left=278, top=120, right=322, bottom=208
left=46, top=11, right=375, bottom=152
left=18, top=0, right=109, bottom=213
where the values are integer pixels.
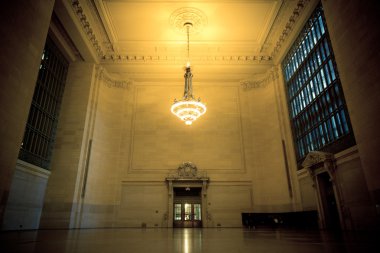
left=0, top=0, right=55, bottom=227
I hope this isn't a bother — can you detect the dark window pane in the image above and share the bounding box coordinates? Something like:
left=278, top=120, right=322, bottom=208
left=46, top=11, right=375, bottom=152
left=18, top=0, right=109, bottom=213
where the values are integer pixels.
left=282, top=4, right=355, bottom=168
left=18, top=36, right=69, bottom=170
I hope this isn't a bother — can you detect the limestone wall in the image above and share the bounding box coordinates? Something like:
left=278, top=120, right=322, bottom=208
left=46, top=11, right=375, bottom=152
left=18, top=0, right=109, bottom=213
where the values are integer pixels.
left=0, top=0, right=54, bottom=226
left=2, top=160, right=50, bottom=230
left=322, top=0, right=380, bottom=227
left=43, top=64, right=296, bottom=228
left=40, top=62, right=97, bottom=228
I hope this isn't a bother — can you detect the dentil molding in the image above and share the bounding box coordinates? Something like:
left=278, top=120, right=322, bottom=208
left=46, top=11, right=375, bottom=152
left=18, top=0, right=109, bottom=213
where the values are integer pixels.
left=70, top=0, right=310, bottom=65
left=270, top=0, right=312, bottom=58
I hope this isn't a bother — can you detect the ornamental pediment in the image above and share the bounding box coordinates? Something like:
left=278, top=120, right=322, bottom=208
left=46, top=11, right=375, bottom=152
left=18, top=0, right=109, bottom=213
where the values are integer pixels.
left=302, top=151, right=334, bottom=168
left=167, top=162, right=208, bottom=180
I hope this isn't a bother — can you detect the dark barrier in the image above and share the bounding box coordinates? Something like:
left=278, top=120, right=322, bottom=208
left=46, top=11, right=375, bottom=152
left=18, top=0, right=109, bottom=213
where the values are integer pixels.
left=242, top=211, right=318, bottom=229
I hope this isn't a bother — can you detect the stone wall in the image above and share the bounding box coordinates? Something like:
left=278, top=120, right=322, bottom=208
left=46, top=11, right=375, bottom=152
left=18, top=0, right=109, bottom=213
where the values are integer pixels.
left=0, top=0, right=55, bottom=227
left=2, top=160, right=50, bottom=230
left=322, top=0, right=380, bottom=229
left=40, top=62, right=97, bottom=228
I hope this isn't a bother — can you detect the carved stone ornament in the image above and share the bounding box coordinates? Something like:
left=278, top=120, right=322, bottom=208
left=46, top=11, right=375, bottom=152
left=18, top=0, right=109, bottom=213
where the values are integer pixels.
left=169, top=7, right=208, bottom=34
left=96, top=66, right=133, bottom=89
left=178, top=162, right=198, bottom=178
left=241, top=67, right=279, bottom=91
left=302, top=151, right=334, bottom=168
left=166, top=162, right=209, bottom=180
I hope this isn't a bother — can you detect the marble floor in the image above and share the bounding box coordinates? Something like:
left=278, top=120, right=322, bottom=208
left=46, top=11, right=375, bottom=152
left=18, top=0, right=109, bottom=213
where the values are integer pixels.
left=1, top=228, right=379, bottom=253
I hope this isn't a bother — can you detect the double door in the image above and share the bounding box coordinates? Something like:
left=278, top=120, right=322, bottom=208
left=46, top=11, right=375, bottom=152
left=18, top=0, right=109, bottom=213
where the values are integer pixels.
left=173, top=202, right=202, bottom=228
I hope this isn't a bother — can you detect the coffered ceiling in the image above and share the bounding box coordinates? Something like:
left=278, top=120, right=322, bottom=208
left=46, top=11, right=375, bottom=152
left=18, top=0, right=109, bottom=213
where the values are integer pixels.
left=56, top=0, right=314, bottom=82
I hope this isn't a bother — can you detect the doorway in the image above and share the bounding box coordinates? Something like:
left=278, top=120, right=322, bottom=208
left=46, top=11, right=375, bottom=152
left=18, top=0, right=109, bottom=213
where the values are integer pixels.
left=317, top=172, right=341, bottom=230
left=173, top=187, right=202, bottom=228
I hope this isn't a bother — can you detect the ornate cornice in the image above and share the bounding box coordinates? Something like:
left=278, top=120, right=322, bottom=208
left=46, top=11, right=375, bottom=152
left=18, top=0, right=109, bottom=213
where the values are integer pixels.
left=96, top=67, right=133, bottom=89
left=71, top=0, right=105, bottom=57
left=240, top=66, right=279, bottom=91
left=270, top=0, right=312, bottom=58
left=260, top=0, right=292, bottom=54
left=101, top=54, right=272, bottom=63
left=69, top=1, right=310, bottom=65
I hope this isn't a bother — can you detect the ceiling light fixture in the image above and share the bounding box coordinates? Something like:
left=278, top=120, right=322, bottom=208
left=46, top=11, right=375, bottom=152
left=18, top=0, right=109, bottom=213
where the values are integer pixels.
left=171, top=22, right=206, bottom=125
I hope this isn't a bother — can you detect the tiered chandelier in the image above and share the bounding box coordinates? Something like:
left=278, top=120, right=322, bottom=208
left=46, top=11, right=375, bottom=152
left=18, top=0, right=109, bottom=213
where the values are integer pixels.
left=171, top=22, right=206, bottom=125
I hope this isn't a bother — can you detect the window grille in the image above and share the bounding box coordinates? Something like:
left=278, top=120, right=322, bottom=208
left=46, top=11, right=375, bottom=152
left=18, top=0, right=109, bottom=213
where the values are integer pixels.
left=18, top=36, right=69, bottom=169
left=282, top=4, right=355, bottom=166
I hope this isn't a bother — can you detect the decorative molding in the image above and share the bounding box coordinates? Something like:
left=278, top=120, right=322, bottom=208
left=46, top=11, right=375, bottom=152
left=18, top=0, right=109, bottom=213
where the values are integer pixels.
left=96, top=67, right=133, bottom=89
left=167, top=162, right=208, bottom=180
left=86, top=0, right=114, bottom=52
left=260, top=0, right=293, bottom=54
left=302, top=151, right=336, bottom=180
left=270, top=0, right=312, bottom=58
left=240, top=66, right=279, bottom=90
left=70, top=2, right=280, bottom=65
left=71, top=0, right=104, bottom=57
left=302, top=151, right=334, bottom=168
left=169, top=7, right=208, bottom=34
left=101, top=54, right=273, bottom=63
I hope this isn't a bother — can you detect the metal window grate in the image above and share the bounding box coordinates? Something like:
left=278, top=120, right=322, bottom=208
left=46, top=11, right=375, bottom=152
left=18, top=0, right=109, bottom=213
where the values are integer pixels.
left=18, top=36, right=69, bottom=169
left=282, top=4, right=355, bottom=167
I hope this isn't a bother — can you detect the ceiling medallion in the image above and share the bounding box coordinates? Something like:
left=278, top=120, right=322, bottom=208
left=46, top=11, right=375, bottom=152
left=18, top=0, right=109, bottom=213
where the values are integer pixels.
left=169, top=7, right=208, bottom=34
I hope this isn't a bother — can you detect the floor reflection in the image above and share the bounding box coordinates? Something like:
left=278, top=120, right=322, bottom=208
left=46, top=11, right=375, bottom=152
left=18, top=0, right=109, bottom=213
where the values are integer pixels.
left=1, top=228, right=379, bottom=253
left=173, top=228, right=203, bottom=253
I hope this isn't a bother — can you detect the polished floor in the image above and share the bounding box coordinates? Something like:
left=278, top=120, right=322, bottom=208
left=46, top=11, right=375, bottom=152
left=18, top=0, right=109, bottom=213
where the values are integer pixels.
left=1, top=228, right=379, bottom=253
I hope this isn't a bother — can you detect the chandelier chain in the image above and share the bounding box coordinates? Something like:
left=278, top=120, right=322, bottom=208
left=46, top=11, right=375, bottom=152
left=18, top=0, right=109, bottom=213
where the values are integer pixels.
left=171, top=22, right=206, bottom=126
left=186, top=24, right=190, bottom=61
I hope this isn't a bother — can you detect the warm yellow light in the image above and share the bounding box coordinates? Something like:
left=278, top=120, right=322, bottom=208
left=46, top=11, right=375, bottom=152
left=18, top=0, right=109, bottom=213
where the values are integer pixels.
left=171, top=22, right=206, bottom=126
left=171, top=99, right=207, bottom=125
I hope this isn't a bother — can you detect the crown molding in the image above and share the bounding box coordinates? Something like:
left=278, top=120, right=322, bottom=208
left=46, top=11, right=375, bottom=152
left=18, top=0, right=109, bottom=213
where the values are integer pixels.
left=270, top=0, right=312, bottom=58
left=71, top=0, right=107, bottom=58
left=68, top=0, right=312, bottom=66
left=101, top=54, right=273, bottom=64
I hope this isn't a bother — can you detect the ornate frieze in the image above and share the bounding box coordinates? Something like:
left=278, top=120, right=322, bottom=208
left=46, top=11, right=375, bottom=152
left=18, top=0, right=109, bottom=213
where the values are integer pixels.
left=240, top=66, right=279, bottom=91
left=96, top=67, right=133, bottom=89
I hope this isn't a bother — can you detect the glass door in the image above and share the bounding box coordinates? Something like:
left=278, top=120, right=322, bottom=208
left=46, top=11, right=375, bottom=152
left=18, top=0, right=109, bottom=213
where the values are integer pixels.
left=173, top=203, right=202, bottom=227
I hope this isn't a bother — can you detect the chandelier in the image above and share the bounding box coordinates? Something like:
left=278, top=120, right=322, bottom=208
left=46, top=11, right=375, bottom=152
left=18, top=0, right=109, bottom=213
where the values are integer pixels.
left=171, top=22, right=206, bottom=125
